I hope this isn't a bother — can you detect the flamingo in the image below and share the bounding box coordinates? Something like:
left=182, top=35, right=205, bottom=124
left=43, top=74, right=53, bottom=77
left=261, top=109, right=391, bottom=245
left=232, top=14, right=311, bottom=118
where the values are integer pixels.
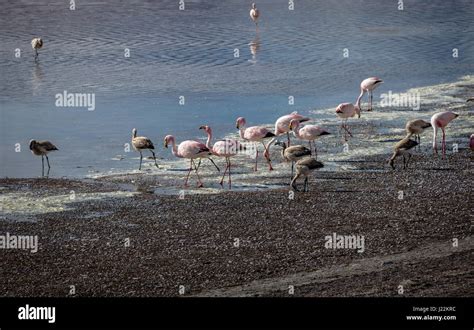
left=31, top=38, right=43, bottom=61
left=164, top=135, right=217, bottom=188
left=405, top=119, right=431, bottom=145
left=290, top=158, right=324, bottom=192
left=431, top=111, right=459, bottom=159
left=131, top=128, right=158, bottom=170
left=335, top=102, right=360, bottom=141
left=274, top=141, right=311, bottom=181
left=289, top=119, right=330, bottom=158
left=236, top=117, right=275, bottom=171
left=388, top=137, right=419, bottom=170
left=199, top=125, right=244, bottom=188
left=358, top=77, right=383, bottom=111
left=250, top=3, right=260, bottom=29
left=274, top=111, right=310, bottom=146
left=29, top=139, right=58, bottom=177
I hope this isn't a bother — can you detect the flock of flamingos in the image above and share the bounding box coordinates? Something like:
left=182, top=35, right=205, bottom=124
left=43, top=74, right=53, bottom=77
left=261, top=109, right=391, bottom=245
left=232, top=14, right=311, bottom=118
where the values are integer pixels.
left=27, top=3, right=472, bottom=192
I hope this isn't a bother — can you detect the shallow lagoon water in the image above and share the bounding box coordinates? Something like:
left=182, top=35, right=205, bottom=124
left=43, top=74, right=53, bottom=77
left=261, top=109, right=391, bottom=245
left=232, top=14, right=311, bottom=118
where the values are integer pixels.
left=1, top=0, right=473, bottom=192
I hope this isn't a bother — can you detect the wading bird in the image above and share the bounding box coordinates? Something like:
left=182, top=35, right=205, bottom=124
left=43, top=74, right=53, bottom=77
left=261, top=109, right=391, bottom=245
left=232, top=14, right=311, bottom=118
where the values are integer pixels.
left=388, top=137, right=419, bottom=170
left=290, top=157, right=324, bottom=192
left=358, top=77, right=383, bottom=111
left=236, top=117, right=275, bottom=171
left=274, top=111, right=310, bottom=147
left=274, top=141, right=311, bottom=181
left=131, top=128, right=158, bottom=170
left=250, top=3, right=260, bottom=29
left=335, top=102, right=360, bottom=141
left=431, top=111, right=459, bottom=159
left=199, top=125, right=244, bottom=188
left=289, top=119, right=330, bottom=158
left=405, top=119, right=431, bottom=145
left=164, top=135, right=215, bottom=188
left=29, top=139, right=58, bottom=177
left=31, top=38, right=43, bottom=60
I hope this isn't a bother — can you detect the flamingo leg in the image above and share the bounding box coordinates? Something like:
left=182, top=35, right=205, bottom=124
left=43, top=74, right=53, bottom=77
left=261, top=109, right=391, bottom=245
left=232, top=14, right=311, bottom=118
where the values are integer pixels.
left=406, top=154, right=412, bottom=169
left=369, top=91, right=373, bottom=111
left=184, top=159, right=193, bottom=187
left=219, top=160, right=229, bottom=186
left=402, top=155, right=407, bottom=169
left=262, top=142, right=273, bottom=171
left=314, top=142, right=318, bottom=160
left=196, top=158, right=202, bottom=171
left=287, top=132, right=290, bottom=147
left=208, top=158, right=220, bottom=172
left=304, top=177, right=309, bottom=192
left=41, top=155, right=44, bottom=177
left=227, top=158, right=232, bottom=189
left=441, top=128, right=446, bottom=159
left=290, top=161, right=294, bottom=183
left=150, top=150, right=159, bottom=168
left=254, top=148, right=259, bottom=171
left=138, top=151, right=143, bottom=170
left=192, top=159, right=204, bottom=187
left=308, top=141, right=312, bottom=155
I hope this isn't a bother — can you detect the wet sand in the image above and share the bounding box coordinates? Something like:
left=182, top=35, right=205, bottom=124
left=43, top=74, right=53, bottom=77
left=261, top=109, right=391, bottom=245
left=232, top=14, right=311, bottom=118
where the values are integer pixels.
left=0, top=150, right=472, bottom=297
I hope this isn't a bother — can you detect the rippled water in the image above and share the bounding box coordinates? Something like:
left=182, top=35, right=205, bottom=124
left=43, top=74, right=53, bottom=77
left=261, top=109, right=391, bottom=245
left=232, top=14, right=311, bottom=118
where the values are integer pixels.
left=0, top=0, right=473, bottom=182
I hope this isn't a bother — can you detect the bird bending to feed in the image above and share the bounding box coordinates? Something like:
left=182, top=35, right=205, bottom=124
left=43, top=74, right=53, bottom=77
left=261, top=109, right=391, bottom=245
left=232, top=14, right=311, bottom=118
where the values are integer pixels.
left=388, top=137, right=419, bottom=170
left=250, top=3, right=260, bottom=29
left=164, top=135, right=215, bottom=188
left=430, top=111, right=459, bottom=159
left=274, top=111, right=310, bottom=147
left=289, top=119, right=330, bottom=158
left=274, top=141, right=311, bottom=181
left=236, top=117, right=275, bottom=171
left=358, top=77, right=383, bottom=111
left=199, top=125, right=244, bottom=188
left=290, top=157, right=324, bottom=192
left=29, top=139, right=58, bottom=177
left=31, top=38, right=43, bottom=60
left=335, top=102, right=360, bottom=141
left=131, top=128, right=158, bottom=170
left=405, top=119, right=431, bottom=145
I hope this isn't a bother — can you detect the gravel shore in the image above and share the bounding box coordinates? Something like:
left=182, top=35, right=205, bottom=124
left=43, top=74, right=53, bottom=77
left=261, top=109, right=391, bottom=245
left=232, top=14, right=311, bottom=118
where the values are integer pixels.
left=0, top=150, right=472, bottom=297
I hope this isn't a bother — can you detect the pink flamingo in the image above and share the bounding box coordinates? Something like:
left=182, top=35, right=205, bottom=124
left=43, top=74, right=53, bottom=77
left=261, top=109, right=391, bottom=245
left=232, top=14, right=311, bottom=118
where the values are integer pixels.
left=358, top=77, right=383, bottom=111
left=164, top=135, right=215, bottom=188
left=289, top=119, right=330, bottom=158
left=250, top=3, right=260, bottom=30
left=335, top=102, right=360, bottom=141
left=199, top=125, right=244, bottom=188
left=274, top=111, right=310, bottom=146
left=431, top=111, right=459, bottom=159
left=236, top=117, right=275, bottom=171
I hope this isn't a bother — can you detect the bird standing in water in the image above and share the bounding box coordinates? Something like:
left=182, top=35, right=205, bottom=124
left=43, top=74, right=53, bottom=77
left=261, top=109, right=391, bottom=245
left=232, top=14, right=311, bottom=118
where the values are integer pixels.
left=250, top=3, right=260, bottom=30
left=29, top=139, right=58, bottom=177
left=31, top=38, right=43, bottom=61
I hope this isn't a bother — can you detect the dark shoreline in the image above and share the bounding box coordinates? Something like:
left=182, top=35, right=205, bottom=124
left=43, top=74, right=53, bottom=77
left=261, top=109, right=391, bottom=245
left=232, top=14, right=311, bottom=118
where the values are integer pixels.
left=0, top=150, right=472, bottom=297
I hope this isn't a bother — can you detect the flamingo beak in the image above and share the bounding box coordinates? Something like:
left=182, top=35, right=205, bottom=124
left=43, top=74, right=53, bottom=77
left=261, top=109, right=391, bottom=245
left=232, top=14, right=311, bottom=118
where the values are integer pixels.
left=199, top=126, right=205, bottom=130
left=164, top=140, right=168, bottom=148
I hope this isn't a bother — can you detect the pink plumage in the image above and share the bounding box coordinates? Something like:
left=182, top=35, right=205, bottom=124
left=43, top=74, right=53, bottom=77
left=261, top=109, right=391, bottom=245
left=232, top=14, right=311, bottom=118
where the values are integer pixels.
left=236, top=117, right=274, bottom=171
left=274, top=111, right=310, bottom=146
left=289, top=119, right=330, bottom=158
left=358, top=77, right=383, bottom=111
left=430, top=111, right=459, bottom=158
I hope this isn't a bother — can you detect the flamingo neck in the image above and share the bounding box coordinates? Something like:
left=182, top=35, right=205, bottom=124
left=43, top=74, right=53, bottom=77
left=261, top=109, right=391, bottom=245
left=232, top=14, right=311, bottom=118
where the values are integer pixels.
left=432, top=126, right=437, bottom=150
left=292, top=123, right=301, bottom=138
left=238, top=127, right=245, bottom=139
left=356, top=90, right=364, bottom=109
left=205, top=130, right=212, bottom=149
left=170, top=138, right=179, bottom=157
